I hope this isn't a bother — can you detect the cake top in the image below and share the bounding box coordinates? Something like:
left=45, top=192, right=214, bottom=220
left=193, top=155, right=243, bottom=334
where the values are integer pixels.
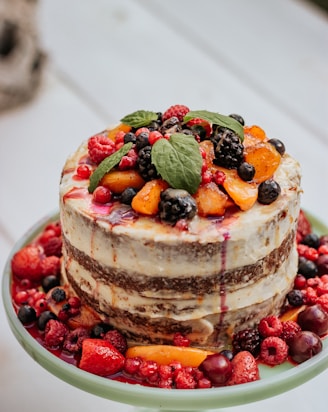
left=61, top=104, right=300, bottom=229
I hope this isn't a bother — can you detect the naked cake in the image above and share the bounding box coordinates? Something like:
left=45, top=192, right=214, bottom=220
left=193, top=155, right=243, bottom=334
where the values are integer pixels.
left=59, top=105, right=302, bottom=350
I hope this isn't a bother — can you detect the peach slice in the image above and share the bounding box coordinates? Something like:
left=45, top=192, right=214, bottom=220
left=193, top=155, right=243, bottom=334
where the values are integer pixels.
left=244, top=141, right=281, bottom=184
left=100, top=170, right=145, bottom=194
left=193, top=182, right=228, bottom=216
left=279, top=305, right=307, bottom=323
left=107, top=124, right=131, bottom=141
left=126, top=345, right=214, bottom=367
left=213, top=166, right=258, bottom=211
left=243, top=125, right=267, bottom=142
left=131, top=179, right=169, bottom=215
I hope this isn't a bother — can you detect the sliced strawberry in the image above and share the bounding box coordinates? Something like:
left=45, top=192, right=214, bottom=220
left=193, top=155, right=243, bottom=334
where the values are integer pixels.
left=297, top=210, right=312, bottom=242
left=11, top=245, right=43, bottom=280
left=226, top=351, right=259, bottom=386
left=79, top=338, right=125, bottom=377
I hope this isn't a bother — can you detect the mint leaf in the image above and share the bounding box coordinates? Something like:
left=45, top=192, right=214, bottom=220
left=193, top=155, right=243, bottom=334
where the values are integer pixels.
left=88, top=142, right=133, bottom=193
left=151, top=134, right=202, bottom=194
left=184, top=110, right=244, bottom=141
left=120, top=110, right=158, bottom=128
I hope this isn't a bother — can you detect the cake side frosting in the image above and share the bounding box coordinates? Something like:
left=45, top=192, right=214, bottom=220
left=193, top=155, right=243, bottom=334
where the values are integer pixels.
left=59, top=107, right=302, bottom=349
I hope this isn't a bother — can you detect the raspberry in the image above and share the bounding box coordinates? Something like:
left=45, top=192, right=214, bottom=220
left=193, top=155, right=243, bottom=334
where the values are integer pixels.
left=40, top=256, right=61, bottom=277
left=258, top=316, right=283, bottom=337
left=67, top=296, right=81, bottom=309
left=148, top=130, right=164, bottom=145
left=44, top=222, right=62, bottom=237
left=174, top=368, right=197, bottom=389
left=318, top=245, right=328, bottom=255
left=138, top=360, right=159, bottom=379
left=104, top=329, right=128, bottom=354
left=232, top=327, right=261, bottom=357
left=124, top=357, right=142, bottom=375
left=63, top=327, right=90, bottom=353
left=162, top=104, right=190, bottom=122
left=42, top=237, right=62, bottom=257
left=118, top=148, right=138, bottom=170
left=280, top=320, right=301, bottom=344
left=186, top=118, right=211, bottom=137
left=260, top=336, right=288, bottom=366
left=297, top=244, right=319, bottom=261
left=44, top=319, right=69, bottom=347
left=88, top=134, right=116, bottom=164
left=173, top=332, right=190, bottom=347
left=317, top=294, right=328, bottom=312
left=11, top=245, right=43, bottom=280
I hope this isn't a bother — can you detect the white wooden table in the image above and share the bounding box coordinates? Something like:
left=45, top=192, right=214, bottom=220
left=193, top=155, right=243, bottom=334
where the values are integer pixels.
left=1, top=1, right=327, bottom=411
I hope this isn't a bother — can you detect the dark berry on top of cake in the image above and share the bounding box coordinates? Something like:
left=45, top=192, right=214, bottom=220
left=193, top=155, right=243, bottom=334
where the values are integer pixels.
left=59, top=105, right=302, bottom=350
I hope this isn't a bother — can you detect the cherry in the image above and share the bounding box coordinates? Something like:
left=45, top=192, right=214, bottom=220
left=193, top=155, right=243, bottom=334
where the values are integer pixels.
left=317, top=254, right=328, bottom=276
left=289, top=331, right=322, bottom=363
left=297, top=304, right=328, bottom=336
left=199, top=353, right=232, bottom=386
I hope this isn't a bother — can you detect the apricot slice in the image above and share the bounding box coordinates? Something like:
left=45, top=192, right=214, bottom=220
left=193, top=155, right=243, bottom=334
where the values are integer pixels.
left=125, top=345, right=214, bottom=367
left=213, top=166, right=258, bottom=211
left=243, top=125, right=267, bottom=141
left=244, top=141, right=281, bottom=183
left=100, top=170, right=145, bottom=194
left=107, top=124, right=131, bottom=141
left=193, top=182, right=228, bottom=216
left=279, top=305, right=307, bottom=323
left=131, top=179, right=169, bottom=215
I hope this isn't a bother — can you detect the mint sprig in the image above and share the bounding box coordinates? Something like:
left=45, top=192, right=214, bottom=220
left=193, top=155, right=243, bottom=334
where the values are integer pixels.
left=88, top=142, right=133, bottom=193
left=184, top=110, right=244, bottom=141
left=151, top=134, right=202, bottom=194
left=120, top=110, right=158, bottom=128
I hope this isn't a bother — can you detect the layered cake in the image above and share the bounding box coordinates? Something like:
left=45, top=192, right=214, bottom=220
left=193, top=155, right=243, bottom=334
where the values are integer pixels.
left=59, top=105, right=301, bottom=350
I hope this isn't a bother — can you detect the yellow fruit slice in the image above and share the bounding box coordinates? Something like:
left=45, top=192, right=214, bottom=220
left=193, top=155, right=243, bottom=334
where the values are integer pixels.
left=100, top=170, right=145, bottom=194
left=107, top=124, right=131, bottom=141
left=131, top=179, right=169, bottom=215
left=125, top=345, right=214, bottom=367
left=279, top=305, right=306, bottom=323
left=193, top=182, right=228, bottom=216
left=244, top=142, right=281, bottom=184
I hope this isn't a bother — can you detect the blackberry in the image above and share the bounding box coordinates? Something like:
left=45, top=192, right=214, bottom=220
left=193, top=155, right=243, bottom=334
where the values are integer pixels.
left=159, top=188, right=197, bottom=225
left=137, top=145, right=159, bottom=181
left=211, top=128, right=244, bottom=169
left=229, top=113, right=245, bottom=126
left=257, top=179, right=281, bottom=204
left=232, top=327, right=261, bottom=357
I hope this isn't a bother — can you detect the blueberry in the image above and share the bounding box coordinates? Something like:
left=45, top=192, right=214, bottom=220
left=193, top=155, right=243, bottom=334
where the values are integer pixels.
left=287, top=289, right=304, bottom=306
left=258, top=179, right=281, bottom=204
left=51, top=287, right=66, bottom=302
left=229, top=113, right=245, bottom=126
left=120, top=187, right=138, bottom=205
left=42, top=275, right=60, bottom=293
left=37, top=310, right=57, bottom=330
left=219, top=349, right=234, bottom=361
left=301, top=233, right=320, bottom=249
left=135, top=132, right=149, bottom=150
left=123, top=132, right=136, bottom=144
left=91, top=323, right=112, bottom=338
left=238, top=162, right=255, bottom=181
left=298, top=256, right=318, bottom=278
left=268, top=138, right=286, bottom=156
left=18, top=305, right=37, bottom=324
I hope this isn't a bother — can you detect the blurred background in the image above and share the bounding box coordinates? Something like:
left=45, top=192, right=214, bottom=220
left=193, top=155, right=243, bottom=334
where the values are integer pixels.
left=0, top=1, right=327, bottom=411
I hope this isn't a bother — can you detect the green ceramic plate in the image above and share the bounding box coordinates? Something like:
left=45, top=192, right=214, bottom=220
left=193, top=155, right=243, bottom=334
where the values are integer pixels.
left=2, top=210, right=328, bottom=412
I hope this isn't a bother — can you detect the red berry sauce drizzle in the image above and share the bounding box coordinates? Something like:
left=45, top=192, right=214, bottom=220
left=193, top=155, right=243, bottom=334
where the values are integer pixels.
left=8, top=211, right=328, bottom=389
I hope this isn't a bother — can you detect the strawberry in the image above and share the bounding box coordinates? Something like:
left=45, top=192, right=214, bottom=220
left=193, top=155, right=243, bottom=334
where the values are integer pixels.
left=79, top=338, right=125, bottom=376
left=11, top=245, right=43, bottom=280
left=297, top=210, right=312, bottom=243
left=226, top=351, right=259, bottom=386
